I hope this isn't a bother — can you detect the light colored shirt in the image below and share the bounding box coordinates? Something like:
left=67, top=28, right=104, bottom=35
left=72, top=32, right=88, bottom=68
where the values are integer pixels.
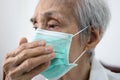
left=89, top=57, right=120, bottom=80
left=32, top=57, right=120, bottom=80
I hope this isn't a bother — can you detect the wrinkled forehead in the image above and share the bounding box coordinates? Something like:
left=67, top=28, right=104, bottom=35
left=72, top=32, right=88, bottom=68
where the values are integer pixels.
left=37, top=0, right=76, bottom=9
left=35, top=0, right=77, bottom=19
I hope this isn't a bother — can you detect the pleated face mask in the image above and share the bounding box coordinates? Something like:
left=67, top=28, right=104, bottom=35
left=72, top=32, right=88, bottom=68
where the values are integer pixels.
left=32, top=27, right=88, bottom=80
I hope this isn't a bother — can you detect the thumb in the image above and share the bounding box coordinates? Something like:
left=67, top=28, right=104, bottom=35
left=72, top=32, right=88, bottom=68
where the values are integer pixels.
left=19, top=37, right=28, bottom=46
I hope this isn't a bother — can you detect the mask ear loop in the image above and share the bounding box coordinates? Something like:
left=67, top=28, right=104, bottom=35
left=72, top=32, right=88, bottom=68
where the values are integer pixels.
left=73, top=49, right=87, bottom=64
left=72, top=26, right=89, bottom=37
left=72, top=26, right=89, bottom=64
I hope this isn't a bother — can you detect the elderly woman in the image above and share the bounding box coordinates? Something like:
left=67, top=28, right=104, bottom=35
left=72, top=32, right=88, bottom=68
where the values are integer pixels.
left=2, top=0, right=120, bottom=80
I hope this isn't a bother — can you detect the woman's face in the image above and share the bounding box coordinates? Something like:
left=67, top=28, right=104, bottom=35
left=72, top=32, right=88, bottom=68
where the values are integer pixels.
left=31, top=0, right=87, bottom=63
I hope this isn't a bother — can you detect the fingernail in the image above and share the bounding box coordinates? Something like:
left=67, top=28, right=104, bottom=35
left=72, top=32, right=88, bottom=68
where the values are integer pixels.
left=38, top=40, right=46, bottom=46
left=49, top=53, right=55, bottom=60
left=45, top=46, right=53, bottom=53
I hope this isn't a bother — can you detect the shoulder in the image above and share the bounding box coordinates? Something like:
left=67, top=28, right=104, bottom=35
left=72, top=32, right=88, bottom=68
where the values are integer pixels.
left=104, top=66, right=120, bottom=80
left=90, top=57, right=120, bottom=80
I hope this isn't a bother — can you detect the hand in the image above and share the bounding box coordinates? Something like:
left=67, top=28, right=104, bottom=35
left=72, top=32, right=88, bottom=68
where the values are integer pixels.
left=3, top=37, right=55, bottom=80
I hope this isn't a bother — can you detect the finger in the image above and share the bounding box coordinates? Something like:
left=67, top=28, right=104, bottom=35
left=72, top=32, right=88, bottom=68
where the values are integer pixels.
left=3, top=46, right=53, bottom=74
left=5, top=50, right=16, bottom=59
left=5, top=37, right=28, bottom=59
left=15, top=40, right=46, bottom=56
left=19, top=37, right=28, bottom=46
left=3, top=57, right=16, bottom=74
left=6, top=40, right=46, bottom=59
left=14, top=46, right=54, bottom=66
left=8, top=53, right=55, bottom=78
left=3, top=42, right=49, bottom=75
left=9, top=62, right=50, bottom=80
left=20, top=62, right=50, bottom=80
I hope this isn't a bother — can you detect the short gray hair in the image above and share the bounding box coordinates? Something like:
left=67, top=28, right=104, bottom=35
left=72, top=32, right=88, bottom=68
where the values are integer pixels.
left=74, top=0, right=111, bottom=42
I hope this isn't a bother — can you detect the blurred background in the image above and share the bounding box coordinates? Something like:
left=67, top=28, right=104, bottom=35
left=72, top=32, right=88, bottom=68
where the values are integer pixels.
left=0, top=0, right=120, bottom=78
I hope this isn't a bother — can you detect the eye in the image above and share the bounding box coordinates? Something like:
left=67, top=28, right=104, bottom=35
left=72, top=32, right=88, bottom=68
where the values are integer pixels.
left=48, top=24, right=58, bottom=28
left=47, top=20, right=59, bottom=30
left=33, top=26, right=38, bottom=30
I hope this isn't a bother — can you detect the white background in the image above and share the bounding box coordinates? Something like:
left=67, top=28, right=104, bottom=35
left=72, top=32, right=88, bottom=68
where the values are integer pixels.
left=0, top=0, right=120, bottom=78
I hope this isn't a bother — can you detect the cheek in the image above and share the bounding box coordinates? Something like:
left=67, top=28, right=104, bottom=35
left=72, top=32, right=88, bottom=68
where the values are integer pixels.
left=69, top=35, right=82, bottom=62
left=72, top=34, right=81, bottom=46
left=67, top=26, right=79, bottom=34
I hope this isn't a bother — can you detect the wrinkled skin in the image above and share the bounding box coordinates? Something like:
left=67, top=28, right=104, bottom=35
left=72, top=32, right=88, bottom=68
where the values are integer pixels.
left=3, top=0, right=101, bottom=80
left=3, top=38, right=55, bottom=80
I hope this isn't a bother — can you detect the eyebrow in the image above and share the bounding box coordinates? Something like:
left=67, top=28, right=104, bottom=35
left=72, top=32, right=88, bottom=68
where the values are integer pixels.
left=40, top=11, right=65, bottom=24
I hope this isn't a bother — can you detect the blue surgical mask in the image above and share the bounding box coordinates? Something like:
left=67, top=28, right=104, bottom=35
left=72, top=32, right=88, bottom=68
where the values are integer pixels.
left=32, top=27, right=88, bottom=80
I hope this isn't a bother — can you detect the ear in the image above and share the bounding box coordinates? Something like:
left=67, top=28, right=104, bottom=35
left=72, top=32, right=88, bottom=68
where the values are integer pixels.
left=86, top=26, right=102, bottom=50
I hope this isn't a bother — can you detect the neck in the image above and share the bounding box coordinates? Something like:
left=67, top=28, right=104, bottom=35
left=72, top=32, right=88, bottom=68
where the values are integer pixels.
left=59, top=54, right=91, bottom=80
